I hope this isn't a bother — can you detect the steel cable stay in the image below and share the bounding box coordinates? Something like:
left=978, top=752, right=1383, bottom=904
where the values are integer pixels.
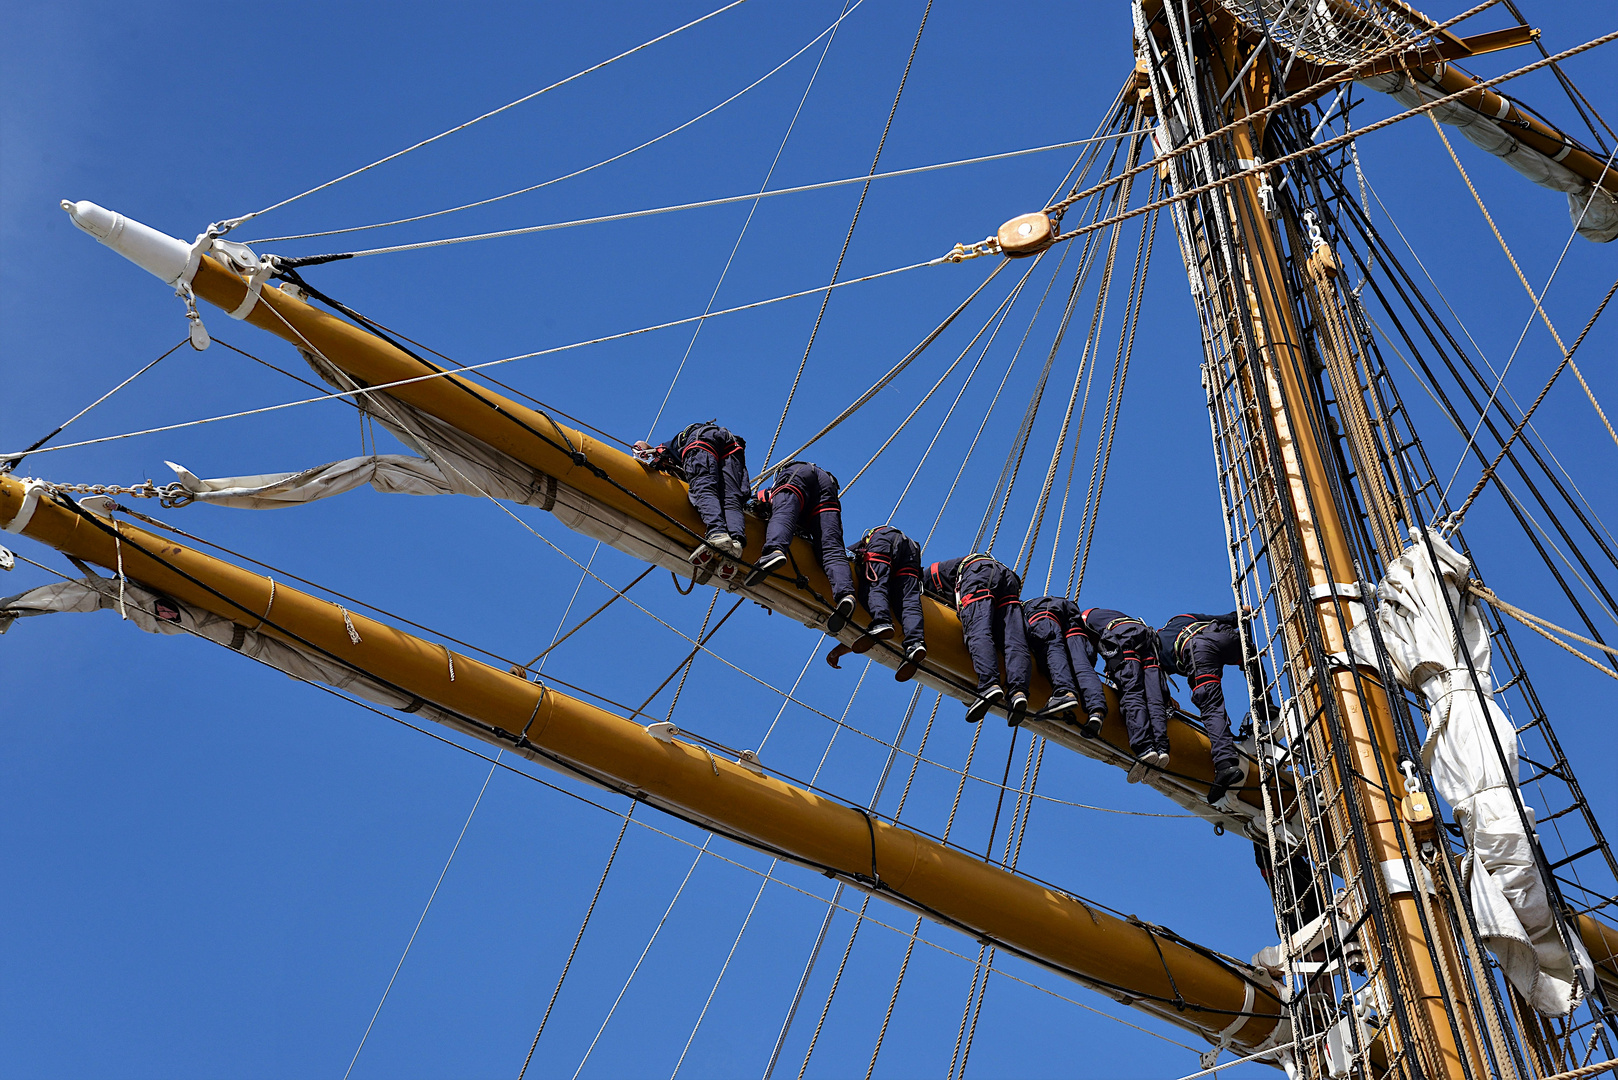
left=255, top=1, right=871, bottom=249
left=220, top=0, right=751, bottom=234
left=272, top=136, right=1148, bottom=269
left=1, top=337, right=187, bottom=474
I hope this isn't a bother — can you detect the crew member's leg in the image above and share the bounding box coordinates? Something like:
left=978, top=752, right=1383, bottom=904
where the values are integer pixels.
left=1188, top=634, right=1237, bottom=770
left=1027, top=613, right=1078, bottom=697
left=681, top=443, right=726, bottom=540
left=895, top=538, right=926, bottom=652
left=720, top=443, right=749, bottom=544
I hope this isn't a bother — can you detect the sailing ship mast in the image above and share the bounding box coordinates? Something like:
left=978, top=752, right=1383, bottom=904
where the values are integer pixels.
left=5, top=1, right=1618, bottom=1075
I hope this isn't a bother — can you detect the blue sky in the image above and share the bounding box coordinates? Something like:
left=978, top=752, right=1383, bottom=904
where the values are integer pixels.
left=3, top=2, right=1616, bottom=1077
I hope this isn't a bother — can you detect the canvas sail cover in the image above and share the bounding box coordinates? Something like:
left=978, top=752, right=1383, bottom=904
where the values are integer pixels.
left=1359, top=71, right=1618, bottom=244
left=1350, top=529, right=1595, bottom=1015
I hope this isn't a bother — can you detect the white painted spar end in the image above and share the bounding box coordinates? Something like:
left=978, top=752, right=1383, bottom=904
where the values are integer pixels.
left=61, top=200, right=192, bottom=286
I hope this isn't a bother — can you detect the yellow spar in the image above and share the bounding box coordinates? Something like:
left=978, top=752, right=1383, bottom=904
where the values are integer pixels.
left=0, top=471, right=1290, bottom=1054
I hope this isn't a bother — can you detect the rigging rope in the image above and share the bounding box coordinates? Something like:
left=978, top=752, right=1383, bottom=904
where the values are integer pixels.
left=647, top=0, right=857, bottom=440
left=223, top=0, right=748, bottom=233
left=1450, top=276, right=1618, bottom=527
left=256, top=2, right=868, bottom=247
left=1072, top=202, right=1157, bottom=596
left=275, top=135, right=1144, bottom=266
left=841, top=257, right=1040, bottom=494
left=754, top=259, right=1011, bottom=485
left=1425, top=115, right=1618, bottom=464
left=2, top=338, right=187, bottom=474
left=759, top=0, right=934, bottom=470
left=1, top=255, right=944, bottom=463
left=341, top=761, right=497, bottom=1080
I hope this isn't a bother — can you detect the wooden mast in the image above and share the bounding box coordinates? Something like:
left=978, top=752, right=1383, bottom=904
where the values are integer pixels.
left=1197, top=9, right=1495, bottom=1078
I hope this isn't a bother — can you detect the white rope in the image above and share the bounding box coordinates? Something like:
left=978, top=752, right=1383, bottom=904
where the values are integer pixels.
left=569, top=836, right=714, bottom=1079
left=254, top=2, right=867, bottom=247
left=340, top=763, right=496, bottom=1079
left=644, top=0, right=857, bottom=440
left=276, top=133, right=1147, bottom=261
left=1, top=256, right=944, bottom=463
left=222, top=0, right=749, bottom=232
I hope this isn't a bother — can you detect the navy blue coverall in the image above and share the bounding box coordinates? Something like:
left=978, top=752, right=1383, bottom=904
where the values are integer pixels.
left=1157, top=611, right=1252, bottom=772
left=646, top=421, right=749, bottom=542
left=925, top=554, right=1031, bottom=695
left=1023, top=597, right=1108, bottom=718
left=1078, top=608, right=1168, bottom=756
left=852, top=525, right=925, bottom=646
left=760, top=461, right=854, bottom=600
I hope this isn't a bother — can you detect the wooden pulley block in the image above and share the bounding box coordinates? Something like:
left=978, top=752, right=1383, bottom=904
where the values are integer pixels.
left=1402, top=790, right=1439, bottom=846
left=1308, top=246, right=1340, bottom=281
left=997, top=212, right=1056, bottom=257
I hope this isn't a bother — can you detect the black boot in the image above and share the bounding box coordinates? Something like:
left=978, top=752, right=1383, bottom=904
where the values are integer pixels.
left=744, top=549, right=788, bottom=587
left=964, top=685, right=1004, bottom=724
left=1043, top=691, right=1079, bottom=717
left=826, top=594, right=856, bottom=635
left=1208, top=762, right=1245, bottom=803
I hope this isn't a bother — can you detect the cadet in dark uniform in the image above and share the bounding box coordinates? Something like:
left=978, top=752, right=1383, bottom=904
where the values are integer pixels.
left=746, top=460, right=856, bottom=633
left=1022, top=596, right=1108, bottom=737
left=1076, top=607, right=1170, bottom=768
left=851, top=525, right=926, bottom=670
left=1157, top=608, right=1268, bottom=800
left=924, top=553, right=1031, bottom=724
left=635, top=421, right=749, bottom=564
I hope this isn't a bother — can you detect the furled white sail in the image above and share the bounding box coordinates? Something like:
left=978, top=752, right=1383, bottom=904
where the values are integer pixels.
left=1359, top=70, right=1618, bottom=243
left=1351, top=529, right=1595, bottom=1015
